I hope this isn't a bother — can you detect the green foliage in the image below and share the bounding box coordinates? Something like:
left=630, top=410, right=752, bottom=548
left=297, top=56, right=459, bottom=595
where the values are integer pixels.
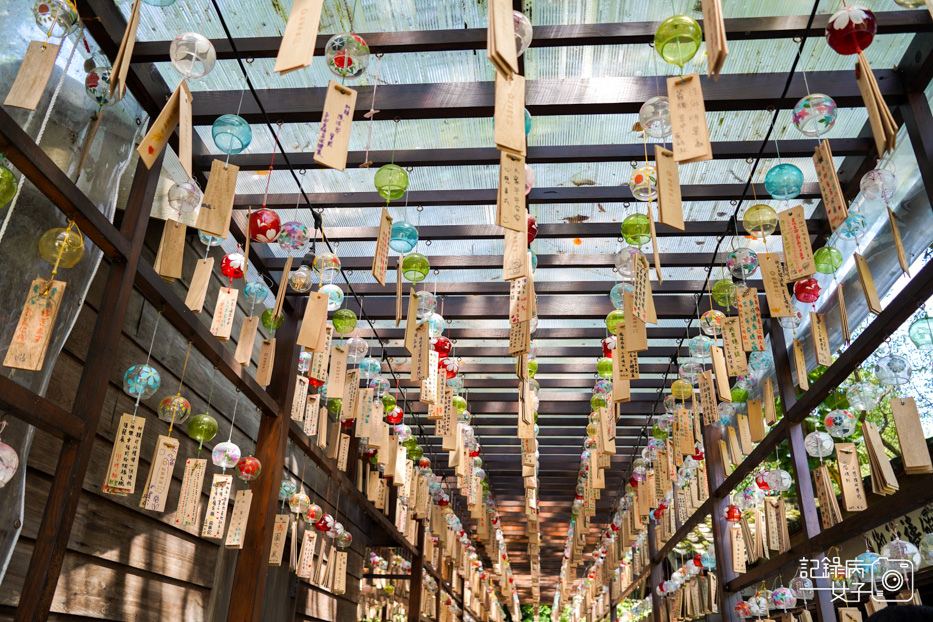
left=519, top=604, right=554, bottom=621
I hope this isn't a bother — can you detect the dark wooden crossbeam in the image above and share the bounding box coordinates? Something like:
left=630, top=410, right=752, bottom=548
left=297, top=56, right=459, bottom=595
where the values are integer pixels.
left=304, top=280, right=759, bottom=296
left=191, top=71, right=904, bottom=123
left=132, top=12, right=929, bottom=62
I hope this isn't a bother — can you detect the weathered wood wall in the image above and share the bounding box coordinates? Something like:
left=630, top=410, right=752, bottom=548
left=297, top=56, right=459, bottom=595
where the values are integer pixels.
left=0, top=221, right=368, bottom=621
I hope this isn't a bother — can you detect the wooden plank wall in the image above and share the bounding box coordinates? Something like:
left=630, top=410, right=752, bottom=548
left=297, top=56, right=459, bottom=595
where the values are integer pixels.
left=0, top=222, right=368, bottom=621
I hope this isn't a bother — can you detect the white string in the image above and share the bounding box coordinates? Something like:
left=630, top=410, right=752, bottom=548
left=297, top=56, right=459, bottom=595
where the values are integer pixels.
left=0, top=29, right=83, bottom=247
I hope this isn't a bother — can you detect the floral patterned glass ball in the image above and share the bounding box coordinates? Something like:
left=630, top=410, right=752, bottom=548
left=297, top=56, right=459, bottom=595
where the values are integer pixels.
left=524, top=163, right=535, bottom=195
left=34, top=0, right=79, bottom=38
left=236, top=456, right=262, bottom=482
left=727, top=247, right=759, bottom=279
left=860, top=168, right=897, bottom=201
left=881, top=538, right=922, bottom=574
left=794, top=278, right=821, bottom=303
left=369, top=377, right=390, bottom=398
left=639, top=96, right=672, bottom=139
left=622, top=213, right=651, bottom=246
left=748, top=351, right=773, bottom=373
left=804, top=431, right=835, bottom=458
left=38, top=227, right=84, bottom=268
left=168, top=181, right=202, bottom=215
left=654, top=15, right=702, bottom=67
left=85, top=66, right=118, bottom=107
left=336, top=531, right=353, bottom=549
left=700, top=310, right=725, bottom=336
left=298, top=351, right=312, bottom=374
left=279, top=480, right=297, bottom=501
left=332, top=309, right=358, bottom=334
left=427, top=313, right=445, bottom=339
left=249, top=208, right=281, bottom=243
left=679, top=359, right=704, bottom=385
left=688, top=335, right=713, bottom=359
left=221, top=252, right=245, bottom=279
left=346, top=337, right=368, bottom=363
left=847, top=381, right=881, bottom=410
left=359, top=357, right=381, bottom=379
left=289, top=491, right=310, bottom=514
left=319, top=283, right=344, bottom=311
left=717, top=402, right=736, bottom=428
left=779, top=310, right=803, bottom=331
left=313, top=253, right=341, bottom=283
left=277, top=221, right=310, bottom=252
left=375, top=164, right=408, bottom=201
left=839, top=214, right=868, bottom=240
left=909, top=316, right=933, bottom=350
left=743, top=204, right=778, bottom=238
left=416, top=291, right=437, bottom=320
left=212, top=441, right=241, bottom=469
left=629, top=165, right=657, bottom=202
left=389, top=220, right=418, bottom=254
left=606, top=309, right=625, bottom=334
left=765, top=468, right=793, bottom=492
left=513, top=10, right=533, bottom=56
left=440, top=357, right=459, bottom=379
left=432, top=336, right=453, bottom=359
left=614, top=246, right=645, bottom=278
left=814, top=246, right=843, bottom=274
left=158, top=394, right=191, bottom=425
left=212, top=114, right=252, bottom=155
left=764, top=163, right=804, bottom=200
left=789, top=576, right=814, bottom=600
left=792, top=94, right=837, bottom=137
left=825, top=7, right=877, bottom=56
left=610, top=282, right=633, bottom=310
left=170, top=32, right=216, bottom=79
left=920, top=533, right=933, bottom=566
left=288, top=264, right=314, bottom=293
left=198, top=231, right=223, bottom=247
left=188, top=413, right=218, bottom=444
left=874, top=355, right=912, bottom=386
left=402, top=253, right=430, bottom=282
left=325, top=33, right=370, bottom=78
left=824, top=409, right=857, bottom=438
left=123, top=364, right=161, bottom=399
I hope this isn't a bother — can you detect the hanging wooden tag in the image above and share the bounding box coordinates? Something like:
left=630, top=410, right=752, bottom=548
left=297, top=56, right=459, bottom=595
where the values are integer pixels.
left=110, top=0, right=142, bottom=99
left=292, top=376, right=310, bottom=421
left=357, top=388, right=375, bottom=437
left=813, top=464, right=842, bottom=528
left=856, top=54, right=896, bottom=155
left=729, top=526, right=746, bottom=573
left=710, top=345, right=731, bottom=402
left=173, top=458, right=206, bottom=527
left=210, top=287, right=238, bottom=341
left=837, top=283, right=851, bottom=345
left=337, top=433, right=351, bottom=471
left=313, top=81, right=357, bottom=171
left=855, top=253, right=883, bottom=314
left=736, top=414, right=753, bottom=455
left=395, top=256, right=403, bottom=326
left=631, top=254, right=654, bottom=323
left=177, top=81, right=194, bottom=179
left=421, top=350, right=439, bottom=404
left=737, top=288, right=766, bottom=352
left=836, top=443, right=867, bottom=512
left=701, top=0, right=728, bottom=79
left=762, top=378, right=777, bottom=424
left=332, top=550, right=348, bottom=595
left=721, top=317, right=748, bottom=376
left=297, top=529, right=318, bottom=578
left=497, top=152, right=526, bottom=231
left=747, top=399, right=766, bottom=442
left=509, top=277, right=531, bottom=324
left=509, top=319, right=531, bottom=356
left=304, top=394, right=320, bottom=436
left=201, top=473, right=233, bottom=538
left=887, top=207, right=909, bottom=275
left=139, top=434, right=179, bottom=512
left=297, top=291, right=328, bottom=349
left=224, top=489, right=253, bottom=548
left=185, top=258, right=214, bottom=313
left=411, top=320, right=430, bottom=382
left=503, top=227, right=528, bottom=281
left=234, top=316, right=259, bottom=366
left=343, top=368, right=360, bottom=420
left=718, top=439, right=731, bottom=474
left=136, top=80, right=184, bottom=169
left=792, top=338, right=808, bottom=391
left=487, top=0, right=519, bottom=77
left=153, top=220, right=187, bottom=282
left=326, top=419, right=340, bottom=460
left=891, top=398, right=933, bottom=474
left=779, top=205, right=816, bottom=280
left=623, top=292, right=647, bottom=351
left=256, top=338, right=276, bottom=387
left=812, top=140, right=849, bottom=231
left=372, top=207, right=393, bottom=286
left=309, top=325, right=333, bottom=386
left=195, top=160, right=238, bottom=238
left=726, top=426, right=743, bottom=465
left=810, top=311, right=832, bottom=367
left=273, top=0, right=324, bottom=73
left=759, top=253, right=794, bottom=317
left=404, top=287, right=419, bottom=353
left=655, top=146, right=684, bottom=230
left=699, top=370, right=717, bottom=426
left=327, top=345, right=348, bottom=397
left=644, top=201, right=664, bottom=283
left=102, top=413, right=146, bottom=496
left=5, top=41, right=61, bottom=110
left=613, top=378, right=631, bottom=403
left=4, top=278, right=66, bottom=371
left=613, top=331, right=639, bottom=380
left=269, top=515, right=289, bottom=566
left=316, top=407, right=329, bottom=450
left=494, top=73, right=526, bottom=155
left=667, top=74, right=713, bottom=163
left=864, top=421, right=898, bottom=494
left=676, top=408, right=693, bottom=456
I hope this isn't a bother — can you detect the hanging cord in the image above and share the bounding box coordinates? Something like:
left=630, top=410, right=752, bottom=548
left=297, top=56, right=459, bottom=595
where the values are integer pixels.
left=168, top=341, right=193, bottom=437
left=131, top=311, right=162, bottom=424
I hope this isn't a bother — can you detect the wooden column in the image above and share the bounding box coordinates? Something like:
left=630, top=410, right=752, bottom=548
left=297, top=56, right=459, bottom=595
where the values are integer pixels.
left=647, top=520, right=664, bottom=622
left=15, top=153, right=163, bottom=622
left=770, top=321, right=835, bottom=622
left=226, top=309, right=302, bottom=622
left=408, top=521, right=426, bottom=622
left=903, top=91, right=933, bottom=213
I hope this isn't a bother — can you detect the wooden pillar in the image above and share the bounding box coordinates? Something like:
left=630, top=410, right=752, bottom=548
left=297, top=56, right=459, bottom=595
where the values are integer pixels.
left=647, top=520, right=664, bottom=622
left=460, top=573, right=466, bottom=621
left=903, top=91, right=933, bottom=213
left=226, top=309, right=302, bottom=622
left=408, top=521, right=426, bottom=622
left=14, top=153, right=162, bottom=622
left=770, top=321, right=836, bottom=622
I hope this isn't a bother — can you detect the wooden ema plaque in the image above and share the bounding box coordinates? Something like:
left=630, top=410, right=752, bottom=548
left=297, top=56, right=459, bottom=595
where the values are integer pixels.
left=5, top=41, right=61, bottom=110
left=813, top=464, right=842, bottom=528
left=174, top=458, right=206, bottom=527
left=273, top=0, right=324, bottom=74
left=153, top=220, right=186, bottom=282
left=210, top=287, right=238, bottom=341
left=497, top=152, right=526, bottom=231
left=698, top=370, right=717, bottom=426
left=102, top=414, right=146, bottom=496
left=778, top=205, right=816, bottom=280
left=836, top=442, right=867, bottom=512
left=487, top=0, right=520, bottom=77
left=201, top=474, right=233, bottom=538
left=810, top=311, right=832, bottom=367
left=225, top=489, right=253, bottom=549
left=297, top=291, right=328, bottom=349
left=813, top=139, right=849, bottom=231
left=185, top=258, right=214, bottom=314
left=139, top=435, right=179, bottom=512
left=4, top=278, right=65, bottom=371
left=234, top=316, right=259, bottom=366
left=721, top=316, right=748, bottom=376
left=667, top=74, right=712, bottom=163
left=269, top=515, right=289, bottom=566
left=793, top=338, right=808, bottom=391
left=736, top=288, right=765, bottom=352
left=314, top=81, right=357, bottom=171
left=855, top=253, right=883, bottom=315
left=195, top=160, right=238, bottom=238
left=891, top=398, right=933, bottom=474
left=710, top=345, right=731, bottom=402
left=622, top=292, right=647, bottom=352
left=655, top=145, right=683, bottom=230
left=759, top=253, right=794, bottom=317
left=372, top=207, right=393, bottom=286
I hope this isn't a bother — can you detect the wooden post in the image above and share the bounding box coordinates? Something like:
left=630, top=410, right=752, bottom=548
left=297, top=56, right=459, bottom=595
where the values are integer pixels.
left=647, top=520, right=664, bottom=622
left=408, top=521, right=425, bottom=622
left=770, top=321, right=836, bottom=622
left=903, top=91, right=933, bottom=214
left=226, top=308, right=302, bottom=622
left=15, top=153, right=163, bottom=622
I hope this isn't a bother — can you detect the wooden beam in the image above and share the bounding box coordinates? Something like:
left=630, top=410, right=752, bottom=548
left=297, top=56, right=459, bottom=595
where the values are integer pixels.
left=132, top=12, right=929, bottom=62
left=192, top=72, right=905, bottom=123
left=407, top=522, right=425, bottom=622
left=15, top=154, right=162, bottom=622
left=235, top=183, right=822, bottom=208
left=0, top=375, right=84, bottom=440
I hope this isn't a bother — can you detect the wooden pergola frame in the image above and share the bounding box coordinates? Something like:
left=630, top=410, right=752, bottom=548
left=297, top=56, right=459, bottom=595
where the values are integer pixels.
left=0, top=2, right=931, bottom=621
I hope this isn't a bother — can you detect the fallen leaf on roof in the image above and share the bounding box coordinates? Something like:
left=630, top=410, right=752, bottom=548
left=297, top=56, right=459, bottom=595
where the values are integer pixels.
left=562, top=215, right=590, bottom=224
